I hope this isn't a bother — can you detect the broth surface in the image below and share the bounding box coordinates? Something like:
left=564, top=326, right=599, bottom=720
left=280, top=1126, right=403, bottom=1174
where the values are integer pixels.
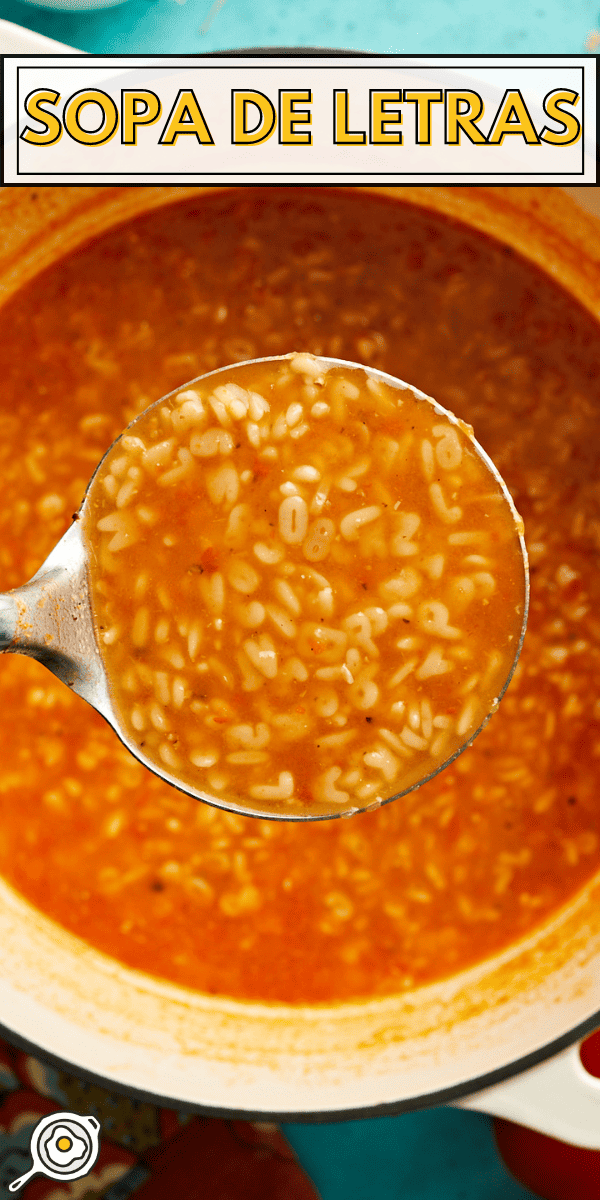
left=0, top=188, right=598, bottom=1003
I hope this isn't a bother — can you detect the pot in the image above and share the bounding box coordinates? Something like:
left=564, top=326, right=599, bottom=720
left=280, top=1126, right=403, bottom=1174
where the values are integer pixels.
left=0, top=185, right=599, bottom=1146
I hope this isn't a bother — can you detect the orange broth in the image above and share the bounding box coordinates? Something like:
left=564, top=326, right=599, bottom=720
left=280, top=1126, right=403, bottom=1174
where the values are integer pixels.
left=0, top=187, right=598, bottom=1003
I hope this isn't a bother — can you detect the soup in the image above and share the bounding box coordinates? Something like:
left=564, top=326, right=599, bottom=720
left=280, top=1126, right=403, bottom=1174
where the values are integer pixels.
left=0, top=187, right=598, bottom=1004
left=85, top=353, right=526, bottom=817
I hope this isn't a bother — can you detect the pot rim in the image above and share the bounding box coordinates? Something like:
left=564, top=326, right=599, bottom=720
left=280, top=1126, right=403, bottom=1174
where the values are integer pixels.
left=2, top=1006, right=600, bottom=1122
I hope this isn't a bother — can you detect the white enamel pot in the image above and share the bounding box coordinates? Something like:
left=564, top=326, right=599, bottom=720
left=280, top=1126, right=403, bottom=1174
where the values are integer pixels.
left=0, top=183, right=599, bottom=1147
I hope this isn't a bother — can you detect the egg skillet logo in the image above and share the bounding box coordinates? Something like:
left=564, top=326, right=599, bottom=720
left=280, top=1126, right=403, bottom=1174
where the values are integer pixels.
left=8, top=1112, right=101, bottom=1191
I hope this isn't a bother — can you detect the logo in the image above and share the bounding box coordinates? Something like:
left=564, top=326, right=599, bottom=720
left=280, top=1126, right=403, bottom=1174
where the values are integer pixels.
left=8, top=1112, right=101, bottom=1192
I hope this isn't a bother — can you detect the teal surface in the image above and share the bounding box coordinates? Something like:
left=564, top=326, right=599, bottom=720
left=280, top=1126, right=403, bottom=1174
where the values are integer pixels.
left=0, top=0, right=598, bottom=55
left=283, top=1109, right=540, bottom=1200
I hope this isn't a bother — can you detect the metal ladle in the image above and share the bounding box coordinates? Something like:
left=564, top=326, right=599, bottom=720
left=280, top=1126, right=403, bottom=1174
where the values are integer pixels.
left=0, top=356, right=529, bottom=821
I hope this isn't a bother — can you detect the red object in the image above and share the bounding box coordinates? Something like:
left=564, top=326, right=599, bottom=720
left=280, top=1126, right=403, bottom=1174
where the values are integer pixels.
left=136, top=1116, right=320, bottom=1200
left=494, top=1117, right=600, bottom=1200
left=494, top=1029, right=600, bottom=1199
left=494, top=1116, right=600, bottom=1200
left=0, top=1088, right=58, bottom=1131
left=580, top=1028, right=600, bottom=1079
left=494, top=1032, right=600, bottom=1200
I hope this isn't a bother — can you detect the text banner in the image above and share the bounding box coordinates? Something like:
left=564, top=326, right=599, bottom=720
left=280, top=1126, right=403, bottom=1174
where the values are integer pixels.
left=2, top=55, right=597, bottom=184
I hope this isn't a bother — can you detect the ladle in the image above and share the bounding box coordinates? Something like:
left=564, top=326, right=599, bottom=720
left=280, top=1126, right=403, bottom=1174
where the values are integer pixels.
left=0, top=356, right=529, bottom=821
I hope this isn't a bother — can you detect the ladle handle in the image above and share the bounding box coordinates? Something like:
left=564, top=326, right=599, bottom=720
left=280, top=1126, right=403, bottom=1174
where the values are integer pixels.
left=0, top=574, right=78, bottom=677
left=0, top=520, right=89, bottom=664
left=0, top=523, right=105, bottom=705
left=0, top=593, right=18, bottom=651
